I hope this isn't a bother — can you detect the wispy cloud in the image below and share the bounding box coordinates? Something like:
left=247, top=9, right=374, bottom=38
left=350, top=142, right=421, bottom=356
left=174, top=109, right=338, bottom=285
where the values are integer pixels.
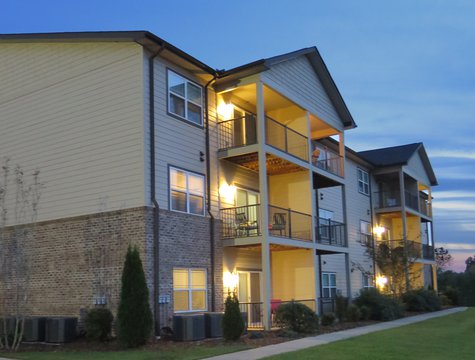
left=433, top=190, right=475, bottom=199
left=433, top=200, right=475, bottom=211
left=429, top=150, right=475, bottom=160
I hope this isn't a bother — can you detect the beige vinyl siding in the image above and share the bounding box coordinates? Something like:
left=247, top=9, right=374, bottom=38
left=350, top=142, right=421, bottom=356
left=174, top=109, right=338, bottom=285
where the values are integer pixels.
left=0, top=42, right=146, bottom=224
left=223, top=247, right=261, bottom=273
left=146, top=57, right=209, bottom=212
left=262, top=56, right=344, bottom=131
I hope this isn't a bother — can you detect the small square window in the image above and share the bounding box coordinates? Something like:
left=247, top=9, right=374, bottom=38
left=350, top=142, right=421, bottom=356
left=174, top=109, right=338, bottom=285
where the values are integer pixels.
left=173, top=268, right=207, bottom=312
left=168, top=70, right=203, bottom=125
left=170, top=167, right=205, bottom=216
left=357, top=168, right=370, bottom=195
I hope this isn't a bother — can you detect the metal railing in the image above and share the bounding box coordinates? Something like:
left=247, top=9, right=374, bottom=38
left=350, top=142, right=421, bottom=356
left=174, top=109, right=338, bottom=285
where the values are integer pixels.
left=217, top=115, right=257, bottom=150
left=374, top=191, right=401, bottom=208
left=404, top=190, right=419, bottom=211
left=265, top=116, right=309, bottom=161
left=311, top=145, right=343, bottom=177
left=374, top=239, right=423, bottom=259
left=316, top=218, right=347, bottom=247
left=422, top=244, right=435, bottom=260
left=268, top=205, right=313, bottom=241
left=419, top=196, right=432, bottom=217
left=220, top=204, right=261, bottom=239
left=239, top=302, right=263, bottom=329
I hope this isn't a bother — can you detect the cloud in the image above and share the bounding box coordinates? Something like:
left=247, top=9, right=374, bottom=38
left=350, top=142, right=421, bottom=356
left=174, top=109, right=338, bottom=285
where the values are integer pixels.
left=429, top=150, right=475, bottom=160
left=433, top=190, right=475, bottom=199
left=434, top=167, right=475, bottom=180
left=433, top=200, right=475, bottom=211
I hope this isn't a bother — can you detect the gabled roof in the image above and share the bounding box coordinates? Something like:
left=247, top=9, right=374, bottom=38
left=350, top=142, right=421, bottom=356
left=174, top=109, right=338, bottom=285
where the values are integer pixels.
left=216, top=47, right=356, bottom=129
left=358, top=143, right=438, bottom=185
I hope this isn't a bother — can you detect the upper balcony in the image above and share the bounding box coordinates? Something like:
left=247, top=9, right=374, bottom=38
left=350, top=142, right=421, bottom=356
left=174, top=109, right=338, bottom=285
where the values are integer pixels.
left=373, top=189, right=432, bottom=218
left=316, top=218, right=346, bottom=247
left=311, top=142, right=343, bottom=177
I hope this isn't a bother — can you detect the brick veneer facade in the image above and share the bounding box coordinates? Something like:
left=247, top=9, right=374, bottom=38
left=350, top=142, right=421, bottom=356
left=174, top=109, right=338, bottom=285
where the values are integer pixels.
left=0, top=206, right=222, bottom=330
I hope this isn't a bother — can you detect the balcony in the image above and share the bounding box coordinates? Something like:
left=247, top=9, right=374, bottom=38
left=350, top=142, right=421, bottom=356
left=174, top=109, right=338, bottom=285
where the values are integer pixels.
left=374, top=239, right=423, bottom=260
left=311, top=145, right=343, bottom=177
left=268, top=205, right=313, bottom=241
left=316, top=218, right=347, bottom=247
left=220, top=204, right=261, bottom=239
left=419, top=196, right=432, bottom=217
left=374, top=190, right=419, bottom=211
left=422, top=244, right=435, bottom=260
left=218, top=115, right=257, bottom=150
left=266, top=116, right=309, bottom=162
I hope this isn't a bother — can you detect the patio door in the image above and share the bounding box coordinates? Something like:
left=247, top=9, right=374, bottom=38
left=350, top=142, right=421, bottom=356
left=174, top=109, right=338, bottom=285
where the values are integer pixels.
left=238, top=271, right=262, bottom=327
left=233, top=108, right=256, bottom=147
left=236, top=188, right=260, bottom=236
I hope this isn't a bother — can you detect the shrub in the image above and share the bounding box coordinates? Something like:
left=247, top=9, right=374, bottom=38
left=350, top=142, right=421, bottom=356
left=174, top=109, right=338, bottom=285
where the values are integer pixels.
left=117, top=245, right=153, bottom=348
left=359, top=305, right=371, bottom=320
left=402, top=289, right=441, bottom=312
left=85, top=308, right=114, bottom=341
left=321, top=312, right=335, bottom=326
left=354, top=288, right=404, bottom=321
left=222, top=293, right=244, bottom=340
left=444, top=287, right=460, bottom=306
left=345, top=304, right=361, bottom=322
left=274, top=301, right=319, bottom=334
left=335, top=295, right=349, bottom=322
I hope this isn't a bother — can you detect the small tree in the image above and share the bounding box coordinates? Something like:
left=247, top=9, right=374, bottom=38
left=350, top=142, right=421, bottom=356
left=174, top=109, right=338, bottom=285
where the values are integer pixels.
left=434, top=247, right=452, bottom=270
left=117, top=245, right=152, bottom=347
left=222, top=293, right=244, bottom=341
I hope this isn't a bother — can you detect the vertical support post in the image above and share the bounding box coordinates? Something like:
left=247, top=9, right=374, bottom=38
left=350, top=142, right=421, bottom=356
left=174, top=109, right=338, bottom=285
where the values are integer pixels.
left=399, top=169, right=410, bottom=291
left=338, top=132, right=345, bottom=177
left=256, top=80, right=271, bottom=329
left=345, top=252, right=352, bottom=299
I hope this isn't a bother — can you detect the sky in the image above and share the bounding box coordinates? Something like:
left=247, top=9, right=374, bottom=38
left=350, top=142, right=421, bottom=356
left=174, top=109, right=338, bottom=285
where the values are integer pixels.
left=1, top=0, right=474, bottom=271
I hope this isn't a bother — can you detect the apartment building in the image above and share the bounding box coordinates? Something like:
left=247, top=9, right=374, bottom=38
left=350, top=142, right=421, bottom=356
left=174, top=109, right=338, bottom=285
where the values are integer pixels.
left=0, top=31, right=437, bottom=332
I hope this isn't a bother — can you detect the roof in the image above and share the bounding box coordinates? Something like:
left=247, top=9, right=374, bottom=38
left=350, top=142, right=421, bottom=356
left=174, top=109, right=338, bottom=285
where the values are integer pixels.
left=216, top=47, right=356, bottom=129
left=358, top=143, right=438, bottom=185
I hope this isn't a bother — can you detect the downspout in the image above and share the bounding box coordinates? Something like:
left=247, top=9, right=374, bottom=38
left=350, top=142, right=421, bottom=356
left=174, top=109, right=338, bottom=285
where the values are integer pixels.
left=149, top=46, right=165, bottom=336
left=369, top=174, right=377, bottom=282
left=204, top=75, right=217, bottom=311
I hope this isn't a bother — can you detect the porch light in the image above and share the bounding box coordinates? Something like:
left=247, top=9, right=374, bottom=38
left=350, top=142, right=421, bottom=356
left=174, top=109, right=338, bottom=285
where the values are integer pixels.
left=217, top=102, right=234, bottom=120
left=373, top=226, right=386, bottom=237
left=375, top=275, right=388, bottom=289
left=219, top=183, right=236, bottom=205
left=223, top=271, right=239, bottom=292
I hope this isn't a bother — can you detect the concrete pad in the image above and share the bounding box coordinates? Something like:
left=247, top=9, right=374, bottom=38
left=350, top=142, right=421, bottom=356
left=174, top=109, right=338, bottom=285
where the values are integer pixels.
left=206, top=307, right=467, bottom=360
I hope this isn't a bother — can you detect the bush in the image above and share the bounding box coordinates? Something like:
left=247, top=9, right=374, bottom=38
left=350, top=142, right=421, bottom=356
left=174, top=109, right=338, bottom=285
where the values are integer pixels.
left=354, top=288, right=404, bottom=321
left=321, top=312, right=335, bottom=326
left=359, top=305, right=371, bottom=320
left=117, top=245, right=153, bottom=348
left=222, top=293, right=244, bottom=340
left=335, top=295, right=348, bottom=322
left=345, top=304, right=361, bottom=322
left=444, top=287, right=460, bottom=306
left=85, top=308, right=114, bottom=341
left=402, top=289, right=441, bottom=312
left=274, top=301, right=319, bottom=334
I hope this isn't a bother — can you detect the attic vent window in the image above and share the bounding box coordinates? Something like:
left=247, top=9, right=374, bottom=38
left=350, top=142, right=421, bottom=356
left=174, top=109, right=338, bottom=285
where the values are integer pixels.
left=167, top=70, right=203, bottom=126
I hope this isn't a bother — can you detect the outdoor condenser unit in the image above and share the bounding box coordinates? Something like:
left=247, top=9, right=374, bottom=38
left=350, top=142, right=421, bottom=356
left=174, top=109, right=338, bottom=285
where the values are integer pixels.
left=204, top=312, right=224, bottom=338
left=173, top=314, right=205, bottom=341
left=23, top=317, right=47, bottom=342
left=45, top=317, right=77, bottom=343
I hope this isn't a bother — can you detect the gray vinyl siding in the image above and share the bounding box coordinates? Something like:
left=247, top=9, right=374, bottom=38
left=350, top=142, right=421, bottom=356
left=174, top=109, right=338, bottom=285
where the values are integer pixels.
left=0, top=42, right=146, bottom=224
left=262, top=56, right=344, bottom=131
left=405, top=153, right=431, bottom=186
left=144, top=57, right=209, bottom=212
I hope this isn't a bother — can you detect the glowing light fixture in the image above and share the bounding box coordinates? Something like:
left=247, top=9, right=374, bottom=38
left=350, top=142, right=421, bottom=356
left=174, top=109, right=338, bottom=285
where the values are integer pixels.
left=375, top=275, right=388, bottom=289
left=223, top=271, right=239, bottom=292
left=217, top=102, right=234, bottom=120
left=219, top=183, right=237, bottom=205
left=373, top=226, right=386, bottom=237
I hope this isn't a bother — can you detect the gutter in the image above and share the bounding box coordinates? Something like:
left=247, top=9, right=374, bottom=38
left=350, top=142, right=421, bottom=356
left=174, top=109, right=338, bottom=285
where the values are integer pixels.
left=204, top=75, right=217, bottom=311
left=149, top=46, right=165, bottom=336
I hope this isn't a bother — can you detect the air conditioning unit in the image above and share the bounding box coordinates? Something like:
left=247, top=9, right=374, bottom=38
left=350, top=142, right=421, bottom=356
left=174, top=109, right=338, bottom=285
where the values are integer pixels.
left=173, top=314, right=205, bottom=341
left=45, top=317, right=77, bottom=343
left=23, top=317, right=47, bottom=342
left=204, top=312, right=224, bottom=338
left=0, top=316, right=15, bottom=337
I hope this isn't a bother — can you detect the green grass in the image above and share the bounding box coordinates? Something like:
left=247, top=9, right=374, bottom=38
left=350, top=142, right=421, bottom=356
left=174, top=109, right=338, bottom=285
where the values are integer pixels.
left=8, top=344, right=250, bottom=360
left=266, top=308, right=475, bottom=360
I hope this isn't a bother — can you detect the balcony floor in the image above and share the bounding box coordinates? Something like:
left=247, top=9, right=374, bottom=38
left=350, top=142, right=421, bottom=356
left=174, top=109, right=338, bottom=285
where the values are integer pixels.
left=225, top=152, right=306, bottom=175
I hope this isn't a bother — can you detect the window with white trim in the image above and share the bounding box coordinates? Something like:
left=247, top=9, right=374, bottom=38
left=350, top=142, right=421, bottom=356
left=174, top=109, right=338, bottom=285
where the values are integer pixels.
left=173, top=268, right=207, bottom=312
left=357, top=168, right=370, bottom=195
left=170, top=167, right=205, bottom=215
left=322, top=272, right=337, bottom=298
left=360, top=220, right=372, bottom=246
left=168, top=70, right=203, bottom=125
left=363, top=274, right=374, bottom=288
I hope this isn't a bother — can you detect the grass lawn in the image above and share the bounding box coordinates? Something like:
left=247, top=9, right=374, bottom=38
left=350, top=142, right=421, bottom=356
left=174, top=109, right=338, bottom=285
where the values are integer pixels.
left=8, top=344, right=250, bottom=360
left=266, top=308, right=475, bottom=360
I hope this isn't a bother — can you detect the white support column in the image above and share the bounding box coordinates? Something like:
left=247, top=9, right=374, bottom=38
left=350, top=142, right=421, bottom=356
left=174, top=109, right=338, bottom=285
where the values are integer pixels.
left=339, top=132, right=345, bottom=177
left=256, top=81, right=272, bottom=329
left=399, top=169, right=410, bottom=290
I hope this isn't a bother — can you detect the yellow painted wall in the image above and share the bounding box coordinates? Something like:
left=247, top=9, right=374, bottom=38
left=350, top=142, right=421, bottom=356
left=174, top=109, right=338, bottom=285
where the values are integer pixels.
left=267, top=106, right=308, bottom=136
left=268, top=171, right=311, bottom=214
left=271, top=249, right=315, bottom=301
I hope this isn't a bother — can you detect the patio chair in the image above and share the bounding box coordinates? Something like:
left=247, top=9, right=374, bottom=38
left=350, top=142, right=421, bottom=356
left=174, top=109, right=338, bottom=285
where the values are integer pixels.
left=269, top=213, right=286, bottom=236
left=236, top=212, right=258, bottom=237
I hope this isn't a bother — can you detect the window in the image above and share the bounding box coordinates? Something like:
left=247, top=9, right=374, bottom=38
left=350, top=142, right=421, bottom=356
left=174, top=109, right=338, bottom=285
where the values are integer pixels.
left=357, top=168, right=370, bottom=195
left=168, top=70, right=203, bottom=125
left=319, top=209, right=334, bottom=220
left=363, top=274, right=374, bottom=288
left=173, top=268, right=207, bottom=312
left=170, top=167, right=205, bottom=215
left=322, top=272, right=337, bottom=298
left=360, top=220, right=372, bottom=246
